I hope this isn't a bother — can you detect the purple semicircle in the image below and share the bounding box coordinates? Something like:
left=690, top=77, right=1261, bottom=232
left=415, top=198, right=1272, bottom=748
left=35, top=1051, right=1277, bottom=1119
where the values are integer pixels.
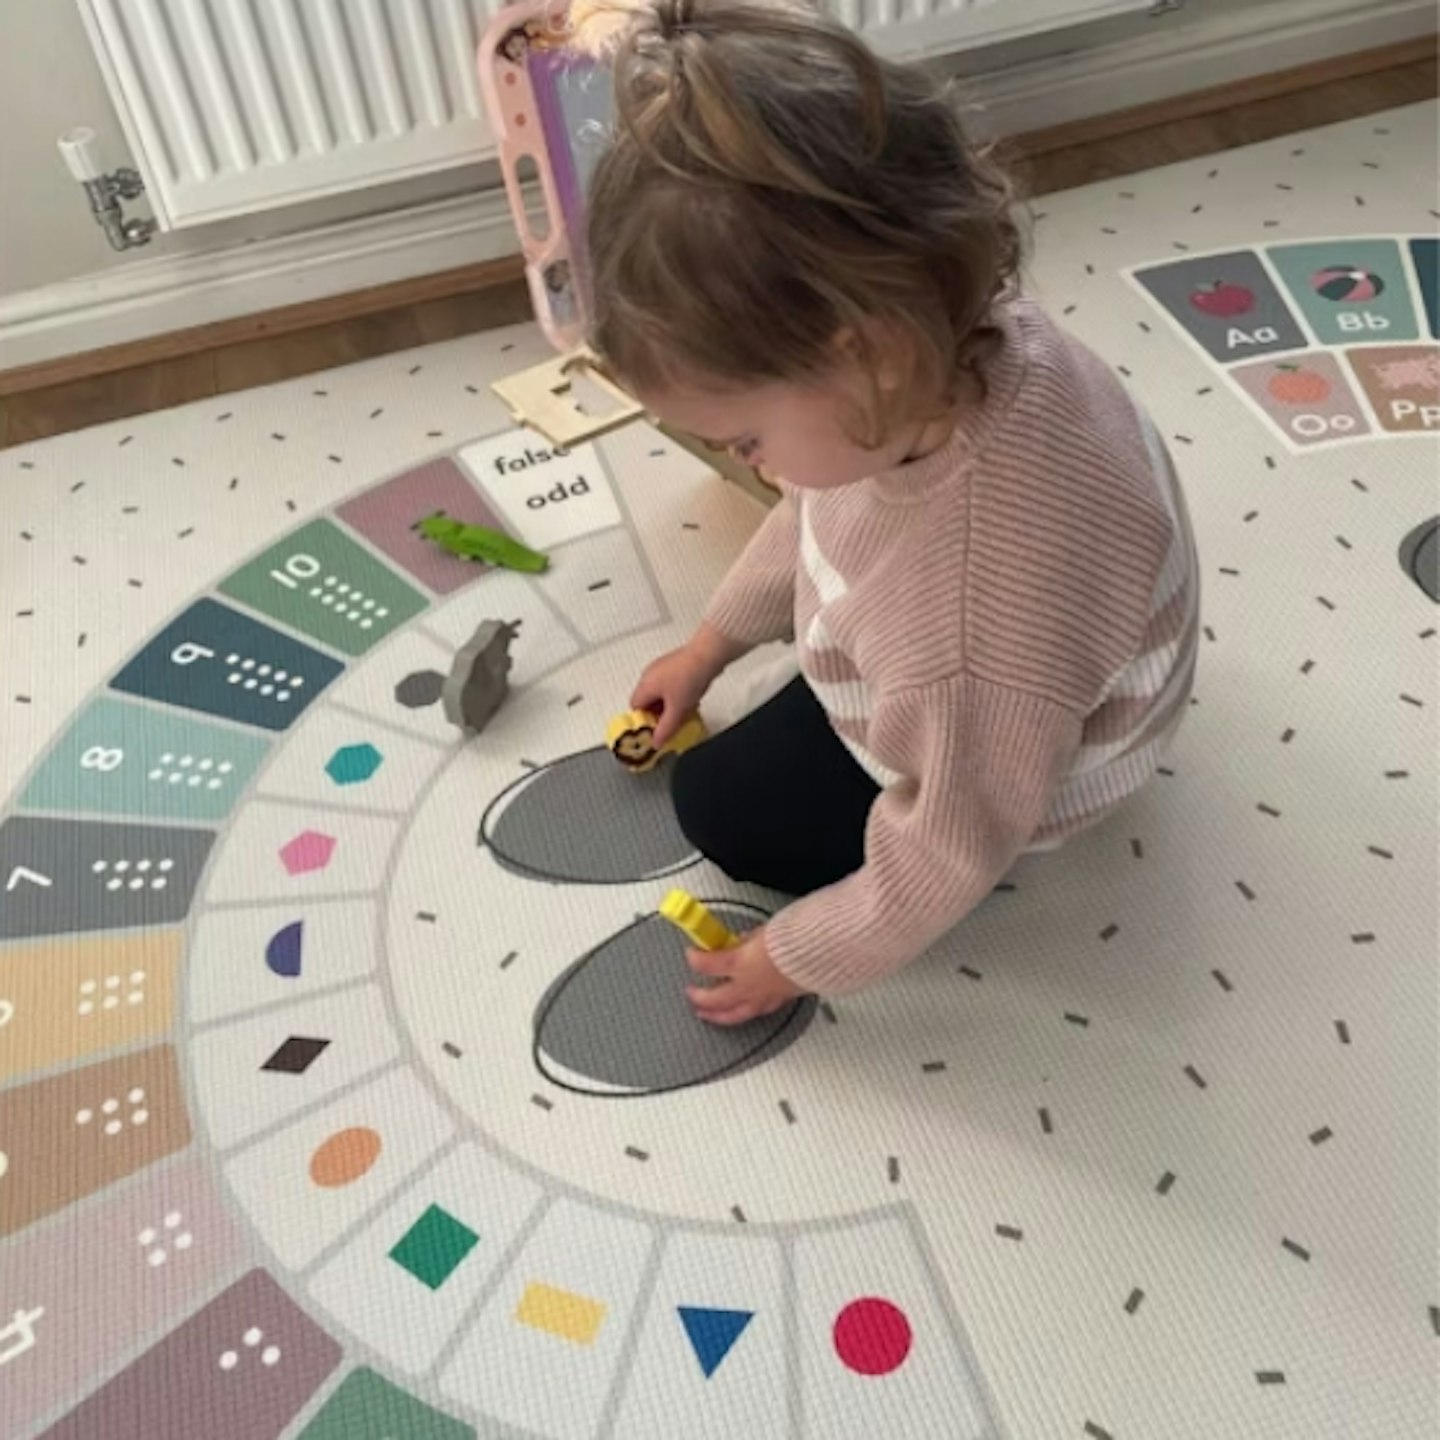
left=265, top=920, right=304, bottom=978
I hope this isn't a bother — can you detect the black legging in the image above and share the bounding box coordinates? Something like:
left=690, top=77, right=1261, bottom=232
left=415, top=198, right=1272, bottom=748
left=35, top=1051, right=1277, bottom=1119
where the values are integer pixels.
left=671, top=677, right=880, bottom=896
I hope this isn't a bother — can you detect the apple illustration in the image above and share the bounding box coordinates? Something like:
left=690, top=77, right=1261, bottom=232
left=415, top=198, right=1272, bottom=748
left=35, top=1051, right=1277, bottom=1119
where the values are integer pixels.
left=1189, top=280, right=1256, bottom=318
left=1267, top=362, right=1331, bottom=406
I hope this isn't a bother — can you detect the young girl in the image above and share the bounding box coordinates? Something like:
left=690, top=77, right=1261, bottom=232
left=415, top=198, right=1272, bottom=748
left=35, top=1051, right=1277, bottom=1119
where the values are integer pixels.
left=571, top=0, right=1199, bottom=1025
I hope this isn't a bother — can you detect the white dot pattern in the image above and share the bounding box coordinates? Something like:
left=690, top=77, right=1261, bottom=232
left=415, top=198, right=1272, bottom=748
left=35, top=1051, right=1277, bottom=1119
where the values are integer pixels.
left=311, top=574, right=378, bottom=624
left=216, top=1327, right=284, bottom=1373
left=224, top=654, right=305, bottom=696
left=147, top=751, right=234, bottom=788
left=92, top=858, right=173, bottom=892
left=75, top=1089, right=148, bottom=1136
left=138, top=1209, right=193, bottom=1267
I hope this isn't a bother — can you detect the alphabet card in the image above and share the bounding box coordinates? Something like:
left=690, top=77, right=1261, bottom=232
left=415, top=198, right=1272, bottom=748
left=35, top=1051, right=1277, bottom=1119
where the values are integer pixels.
left=1409, top=237, right=1439, bottom=337
left=1130, top=235, right=1438, bottom=449
left=1229, top=352, right=1372, bottom=446
left=1347, top=344, right=1440, bottom=433
left=1266, top=239, right=1420, bottom=345
left=1132, top=250, right=1307, bottom=362
left=457, top=433, right=623, bottom=550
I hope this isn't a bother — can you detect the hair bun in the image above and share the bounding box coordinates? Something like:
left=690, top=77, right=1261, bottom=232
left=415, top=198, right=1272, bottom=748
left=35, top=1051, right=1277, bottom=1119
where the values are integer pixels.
left=567, top=0, right=664, bottom=59
left=569, top=0, right=807, bottom=58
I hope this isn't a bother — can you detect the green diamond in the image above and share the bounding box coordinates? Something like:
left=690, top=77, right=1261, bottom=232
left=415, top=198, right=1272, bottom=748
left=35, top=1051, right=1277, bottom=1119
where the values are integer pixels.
left=388, top=1204, right=479, bottom=1291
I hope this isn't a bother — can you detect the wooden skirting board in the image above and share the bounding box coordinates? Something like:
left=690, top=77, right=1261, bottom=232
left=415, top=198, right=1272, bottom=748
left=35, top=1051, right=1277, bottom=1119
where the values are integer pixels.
left=1, top=33, right=1434, bottom=399
left=0, top=255, right=527, bottom=398
left=1008, top=33, right=1436, bottom=159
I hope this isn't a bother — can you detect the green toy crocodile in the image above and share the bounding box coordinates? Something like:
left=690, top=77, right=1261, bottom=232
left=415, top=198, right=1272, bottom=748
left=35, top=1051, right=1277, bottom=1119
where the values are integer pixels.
left=415, top=515, right=549, bottom=573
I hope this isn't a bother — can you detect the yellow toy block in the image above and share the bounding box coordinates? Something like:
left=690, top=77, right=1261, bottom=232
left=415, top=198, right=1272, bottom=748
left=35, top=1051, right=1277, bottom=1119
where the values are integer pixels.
left=659, top=889, right=739, bottom=952
left=606, top=708, right=707, bottom=774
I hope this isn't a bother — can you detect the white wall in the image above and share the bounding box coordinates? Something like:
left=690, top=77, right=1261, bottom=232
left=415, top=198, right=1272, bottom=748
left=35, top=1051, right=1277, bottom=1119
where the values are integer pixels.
left=0, top=0, right=1432, bottom=371
left=0, top=0, right=488, bottom=298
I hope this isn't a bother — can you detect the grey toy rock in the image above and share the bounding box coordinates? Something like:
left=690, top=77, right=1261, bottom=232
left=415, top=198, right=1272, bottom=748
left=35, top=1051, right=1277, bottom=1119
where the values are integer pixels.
left=442, top=620, right=518, bottom=733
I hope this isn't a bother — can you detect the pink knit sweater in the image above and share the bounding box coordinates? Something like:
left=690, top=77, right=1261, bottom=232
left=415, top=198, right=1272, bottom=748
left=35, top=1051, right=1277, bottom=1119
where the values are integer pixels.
left=704, top=299, right=1200, bottom=995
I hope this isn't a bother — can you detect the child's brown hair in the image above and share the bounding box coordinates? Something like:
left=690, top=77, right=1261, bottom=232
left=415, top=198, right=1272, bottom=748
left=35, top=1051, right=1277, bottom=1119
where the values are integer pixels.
left=571, top=0, right=1021, bottom=443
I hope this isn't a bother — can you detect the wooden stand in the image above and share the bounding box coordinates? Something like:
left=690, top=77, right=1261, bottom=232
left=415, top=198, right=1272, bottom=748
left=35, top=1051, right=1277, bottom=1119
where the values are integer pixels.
left=492, top=347, right=780, bottom=508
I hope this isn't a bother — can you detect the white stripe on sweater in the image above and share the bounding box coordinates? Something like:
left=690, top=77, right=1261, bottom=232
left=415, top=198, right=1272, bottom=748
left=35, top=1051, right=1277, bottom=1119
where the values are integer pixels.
left=799, top=497, right=903, bottom=786
left=800, top=496, right=849, bottom=605
left=1045, top=719, right=1181, bottom=835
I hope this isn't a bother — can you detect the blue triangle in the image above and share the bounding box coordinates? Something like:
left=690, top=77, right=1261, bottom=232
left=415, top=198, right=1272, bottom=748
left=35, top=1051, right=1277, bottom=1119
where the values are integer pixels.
left=265, top=920, right=304, bottom=978
left=677, top=1306, right=753, bottom=1379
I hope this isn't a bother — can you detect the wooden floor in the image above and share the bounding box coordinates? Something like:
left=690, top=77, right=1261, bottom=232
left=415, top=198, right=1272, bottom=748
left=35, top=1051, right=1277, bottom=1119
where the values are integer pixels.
left=2, top=54, right=1434, bottom=451
left=0, top=285, right=534, bottom=451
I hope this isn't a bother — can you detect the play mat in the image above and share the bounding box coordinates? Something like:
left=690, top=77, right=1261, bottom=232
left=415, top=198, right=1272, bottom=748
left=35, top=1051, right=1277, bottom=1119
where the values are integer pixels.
left=1, top=102, right=1436, bottom=1440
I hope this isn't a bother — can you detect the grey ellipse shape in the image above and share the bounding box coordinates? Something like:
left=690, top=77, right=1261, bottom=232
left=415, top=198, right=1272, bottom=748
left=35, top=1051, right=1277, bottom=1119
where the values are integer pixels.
left=480, top=746, right=698, bottom=884
left=1400, top=517, right=1438, bottom=602
left=533, top=904, right=816, bottom=1096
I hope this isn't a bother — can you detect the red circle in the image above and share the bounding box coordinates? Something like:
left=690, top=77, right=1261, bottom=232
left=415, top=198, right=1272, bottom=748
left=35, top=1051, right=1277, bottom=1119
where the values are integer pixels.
left=832, top=1297, right=912, bottom=1376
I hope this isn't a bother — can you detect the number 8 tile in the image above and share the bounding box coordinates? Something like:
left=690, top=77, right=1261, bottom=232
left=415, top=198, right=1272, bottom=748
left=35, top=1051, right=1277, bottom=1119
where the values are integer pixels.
left=20, top=697, right=270, bottom=823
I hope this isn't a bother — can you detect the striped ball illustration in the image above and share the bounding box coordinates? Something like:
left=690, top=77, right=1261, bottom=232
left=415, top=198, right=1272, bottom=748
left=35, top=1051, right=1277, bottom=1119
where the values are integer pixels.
left=1310, top=265, right=1385, bottom=302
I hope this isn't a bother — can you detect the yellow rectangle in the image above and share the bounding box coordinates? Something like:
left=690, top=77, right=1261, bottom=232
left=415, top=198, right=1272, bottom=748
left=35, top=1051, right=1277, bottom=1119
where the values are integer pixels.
left=515, top=1281, right=607, bottom=1346
left=0, top=930, right=181, bottom=1083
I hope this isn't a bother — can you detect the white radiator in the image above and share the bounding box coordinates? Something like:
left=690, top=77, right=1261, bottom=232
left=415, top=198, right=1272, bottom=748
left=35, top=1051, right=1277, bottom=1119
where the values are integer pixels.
left=77, top=0, right=1156, bottom=230
left=77, top=0, right=512, bottom=228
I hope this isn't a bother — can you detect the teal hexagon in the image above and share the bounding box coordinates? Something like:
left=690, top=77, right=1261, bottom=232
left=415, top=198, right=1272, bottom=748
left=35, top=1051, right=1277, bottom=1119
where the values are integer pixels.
left=325, top=742, right=384, bottom=786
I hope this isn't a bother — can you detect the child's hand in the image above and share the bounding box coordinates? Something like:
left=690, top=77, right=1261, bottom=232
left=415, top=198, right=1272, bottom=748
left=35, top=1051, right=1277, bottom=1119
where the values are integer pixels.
left=686, top=927, right=806, bottom=1026
left=631, top=623, right=739, bottom=747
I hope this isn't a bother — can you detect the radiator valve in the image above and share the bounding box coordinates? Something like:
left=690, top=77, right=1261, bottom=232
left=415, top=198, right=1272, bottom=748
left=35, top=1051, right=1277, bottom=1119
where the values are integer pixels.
left=58, top=126, right=157, bottom=251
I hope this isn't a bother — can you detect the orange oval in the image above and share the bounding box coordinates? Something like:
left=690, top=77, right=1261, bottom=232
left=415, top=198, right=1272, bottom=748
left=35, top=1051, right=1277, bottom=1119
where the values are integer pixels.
left=308, top=1127, right=382, bottom=1188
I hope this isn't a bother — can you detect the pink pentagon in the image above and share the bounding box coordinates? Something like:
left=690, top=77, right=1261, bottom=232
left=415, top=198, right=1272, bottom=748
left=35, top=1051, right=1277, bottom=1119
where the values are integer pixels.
left=279, top=830, right=337, bottom=876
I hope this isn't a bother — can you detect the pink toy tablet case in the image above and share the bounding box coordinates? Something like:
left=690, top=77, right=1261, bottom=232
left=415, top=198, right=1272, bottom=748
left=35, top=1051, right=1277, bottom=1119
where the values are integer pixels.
left=479, top=2, right=612, bottom=353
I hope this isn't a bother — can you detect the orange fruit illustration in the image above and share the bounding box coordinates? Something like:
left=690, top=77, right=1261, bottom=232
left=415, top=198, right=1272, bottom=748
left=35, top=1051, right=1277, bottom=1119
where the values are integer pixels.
left=1267, top=362, right=1331, bottom=405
